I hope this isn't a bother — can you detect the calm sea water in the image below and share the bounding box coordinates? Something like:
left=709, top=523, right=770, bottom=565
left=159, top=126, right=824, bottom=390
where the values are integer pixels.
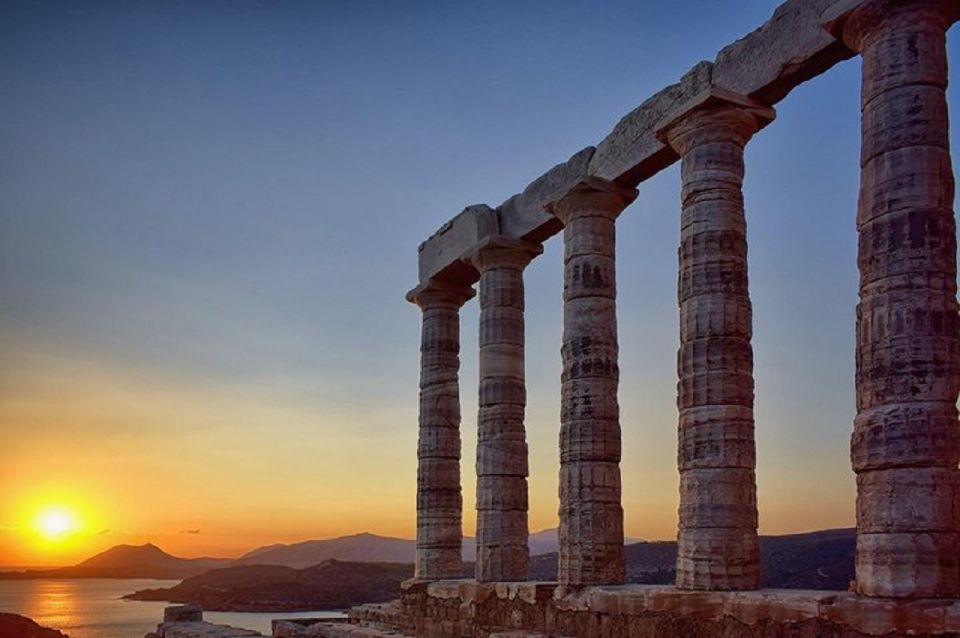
left=0, top=579, right=346, bottom=637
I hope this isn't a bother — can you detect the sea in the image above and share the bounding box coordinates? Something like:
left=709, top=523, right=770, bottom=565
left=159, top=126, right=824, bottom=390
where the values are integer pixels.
left=0, top=579, right=346, bottom=638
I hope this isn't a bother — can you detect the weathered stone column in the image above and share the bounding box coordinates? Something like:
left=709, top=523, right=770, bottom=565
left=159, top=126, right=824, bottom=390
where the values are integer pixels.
left=546, top=177, right=637, bottom=586
left=468, top=236, right=543, bottom=582
left=408, top=280, right=475, bottom=581
left=824, top=0, right=960, bottom=598
left=657, top=91, right=774, bottom=591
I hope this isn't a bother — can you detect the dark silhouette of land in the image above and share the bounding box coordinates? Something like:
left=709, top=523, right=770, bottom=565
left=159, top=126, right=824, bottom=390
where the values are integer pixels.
left=531, top=527, right=855, bottom=590
left=0, top=613, right=69, bottom=638
left=124, top=559, right=412, bottom=611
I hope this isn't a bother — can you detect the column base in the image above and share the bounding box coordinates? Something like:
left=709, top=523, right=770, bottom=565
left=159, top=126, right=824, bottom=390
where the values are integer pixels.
left=345, top=583, right=960, bottom=638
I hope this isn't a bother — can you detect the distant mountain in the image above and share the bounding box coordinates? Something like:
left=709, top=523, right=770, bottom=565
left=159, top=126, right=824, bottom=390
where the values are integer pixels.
left=124, top=559, right=412, bottom=611
left=236, top=533, right=415, bottom=568
left=238, top=529, right=638, bottom=568
left=530, top=527, right=856, bottom=590
left=0, top=543, right=232, bottom=580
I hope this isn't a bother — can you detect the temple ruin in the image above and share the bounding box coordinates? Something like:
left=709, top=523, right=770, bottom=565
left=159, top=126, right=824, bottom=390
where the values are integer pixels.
left=364, top=0, right=960, bottom=635
left=149, top=0, right=960, bottom=636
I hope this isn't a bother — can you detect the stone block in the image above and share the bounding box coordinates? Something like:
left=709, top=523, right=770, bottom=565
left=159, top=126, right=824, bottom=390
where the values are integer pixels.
left=678, top=408, right=755, bottom=470
left=560, top=418, right=621, bottom=463
left=678, top=467, right=758, bottom=528
left=476, top=476, right=528, bottom=510
left=586, top=586, right=649, bottom=616
left=428, top=580, right=469, bottom=599
left=163, top=605, right=203, bottom=623
left=676, top=527, right=760, bottom=590
left=851, top=403, right=959, bottom=471
left=418, top=205, right=499, bottom=285
left=479, top=309, right=525, bottom=347
left=855, top=531, right=960, bottom=597
left=644, top=589, right=725, bottom=619
left=476, top=441, right=528, bottom=476
left=560, top=379, right=620, bottom=422
left=722, top=590, right=824, bottom=625
left=856, top=467, right=960, bottom=533
left=559, top=463, right=622, bottom=504
left=858, top=146, right=954, bottom=225
left=679, top=295, right=752, bottom=342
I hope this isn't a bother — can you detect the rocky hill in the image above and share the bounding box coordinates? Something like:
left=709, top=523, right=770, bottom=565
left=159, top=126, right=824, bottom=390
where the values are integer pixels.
left=124, top=559, right=412, bottom=611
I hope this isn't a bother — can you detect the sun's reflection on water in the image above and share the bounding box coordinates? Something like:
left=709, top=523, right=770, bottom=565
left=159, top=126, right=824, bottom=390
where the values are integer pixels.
left=0, top=579, right=345, bottom=637
left=0, top=579, right=174, bottom=638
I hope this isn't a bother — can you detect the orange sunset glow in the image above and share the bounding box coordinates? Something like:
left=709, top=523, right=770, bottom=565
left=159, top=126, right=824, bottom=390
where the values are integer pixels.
left=0, top=339, right=857, bottom=568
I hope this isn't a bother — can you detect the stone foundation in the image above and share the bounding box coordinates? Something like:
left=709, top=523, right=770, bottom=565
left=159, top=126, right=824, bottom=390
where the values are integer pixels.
left=346, top=581, right=960, bottom=638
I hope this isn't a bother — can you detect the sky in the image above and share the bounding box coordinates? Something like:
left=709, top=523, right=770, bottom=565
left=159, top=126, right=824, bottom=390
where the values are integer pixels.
left=0, top=1, right=958, bottom=567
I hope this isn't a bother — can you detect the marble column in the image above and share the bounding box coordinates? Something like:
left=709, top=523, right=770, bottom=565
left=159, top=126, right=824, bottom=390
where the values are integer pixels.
left=825, top=0, right=960, bottom=598
left=408, top=279, right=475, bottom=581
left=546, top=177, right=637, bottom=586
left=469, top=236, right=543, bottom=582
left=659, top=93, right=774, bottom=591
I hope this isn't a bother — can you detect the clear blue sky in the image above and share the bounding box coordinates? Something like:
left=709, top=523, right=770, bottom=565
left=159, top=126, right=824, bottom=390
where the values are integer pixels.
left=0, top=1, right=957, bottom=561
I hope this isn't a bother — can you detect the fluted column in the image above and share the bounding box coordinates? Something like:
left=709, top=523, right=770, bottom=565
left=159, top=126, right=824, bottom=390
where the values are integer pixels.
left=545, top=177, right=637, bottom=586
left=825, top=0, right=960, bottom=598
left=468, top=236, right=543, bottom=582
left=408, top=280, right=475, bottom=581
left=659, top=93, right=773, bottom=591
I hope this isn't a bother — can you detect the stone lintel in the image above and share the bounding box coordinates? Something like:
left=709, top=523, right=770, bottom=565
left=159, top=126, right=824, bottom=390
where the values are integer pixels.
left=713, top=0, right=859, bottom=104
left=653, top=88, right=776, bottom=146
left=417, top=204, right=499, bottom=287
left=412, top=0, right=875, bottom=287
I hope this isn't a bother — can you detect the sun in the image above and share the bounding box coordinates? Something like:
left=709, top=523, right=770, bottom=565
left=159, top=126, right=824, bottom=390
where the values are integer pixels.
left=33, top=505, right=81, bottom=541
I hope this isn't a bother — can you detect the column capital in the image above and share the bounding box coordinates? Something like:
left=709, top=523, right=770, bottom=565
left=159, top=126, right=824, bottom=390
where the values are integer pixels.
left=655, top=88, right=775, bottom=155
left=467, top=236, right=543, bottom=273
left=406, top=279, right=475, bottom=310
left=823, top=0, right=958, bottom=51
left=543, top=177, right=638, bottom=225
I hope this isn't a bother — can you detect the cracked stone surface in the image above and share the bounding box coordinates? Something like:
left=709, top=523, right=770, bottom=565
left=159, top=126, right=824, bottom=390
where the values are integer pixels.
left=545, top=178, right=637, bottom=586
left=660, top=99, right=773, bottom=591
left=826, top=0, right=960, bottom=599
left=470, top=237, right=543, bottom=582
